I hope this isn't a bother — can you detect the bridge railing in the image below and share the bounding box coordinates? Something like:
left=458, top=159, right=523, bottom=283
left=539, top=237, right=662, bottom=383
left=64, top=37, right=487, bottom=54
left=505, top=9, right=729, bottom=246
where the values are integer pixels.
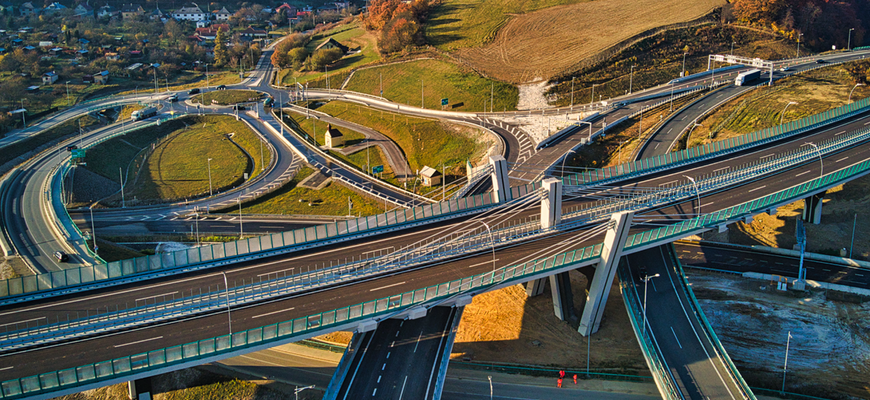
left=0, top=240, right=607, bottom=399
left=0, top=187, right=502, bottom=302
left=617, top=264, right=681, bottom=399
left=667, top=244, right=757, bottom=399
left=563, top=94, right=870, bottom=187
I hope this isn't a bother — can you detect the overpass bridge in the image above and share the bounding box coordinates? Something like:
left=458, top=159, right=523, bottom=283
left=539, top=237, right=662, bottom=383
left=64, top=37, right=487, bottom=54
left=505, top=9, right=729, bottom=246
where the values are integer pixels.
left=3, top=90, right=870, bottom=398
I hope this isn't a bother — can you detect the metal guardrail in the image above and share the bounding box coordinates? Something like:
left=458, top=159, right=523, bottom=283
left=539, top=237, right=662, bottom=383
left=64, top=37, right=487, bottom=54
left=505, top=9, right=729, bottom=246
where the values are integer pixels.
left=668, top=244, right=756, bottom=399
left=617, top=264, right=681, bottom=399
left=563, top=88, right=870, bottom=187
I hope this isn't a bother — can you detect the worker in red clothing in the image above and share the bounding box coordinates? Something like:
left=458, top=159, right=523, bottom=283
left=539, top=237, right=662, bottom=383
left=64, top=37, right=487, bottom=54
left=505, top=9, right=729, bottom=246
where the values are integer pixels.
left=559, top=370, right=565, bottom=379
left=573, top=373, right=578, bottom=384
left=557, top=377, right=563, bottom=388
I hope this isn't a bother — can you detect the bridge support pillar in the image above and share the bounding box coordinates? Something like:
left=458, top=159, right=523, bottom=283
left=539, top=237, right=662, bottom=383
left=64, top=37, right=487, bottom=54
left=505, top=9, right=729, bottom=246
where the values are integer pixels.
left=718, top=224, right=729, bottom=233
left=541, top=178, right=563, bottom=230
left=525, top=278, right=546, bottom=297
left=489, top=155, right=511, bottom=203
left=802, top=192, right=825, bottom=224
left=127, top=378, right=151, bottom=400
left=549, top=272, right=575, bottom=321
left=578, top=211, right=633, bottom=336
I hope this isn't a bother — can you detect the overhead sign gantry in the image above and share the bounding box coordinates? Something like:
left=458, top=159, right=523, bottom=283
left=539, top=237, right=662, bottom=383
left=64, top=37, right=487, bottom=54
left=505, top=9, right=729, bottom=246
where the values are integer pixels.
left=707, top=54, right=775, bottom=86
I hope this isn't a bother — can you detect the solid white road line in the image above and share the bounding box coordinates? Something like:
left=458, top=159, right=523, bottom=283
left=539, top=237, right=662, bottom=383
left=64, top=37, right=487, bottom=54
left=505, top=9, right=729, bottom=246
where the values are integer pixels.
left=467, top=259, right=500, bottom=268
left=836, top=156, right=849, bottom=163
left=700, top=202, right=715, bottom=208
left=252, top=307, right=295, bottom=319
left=670, top=327, right=683, bottom=349
left=0, top=366, right=13, bottom=371
left=2, top=316, right=45, bottom=328
left=398, top=376, right=409, bottom=400
left=114, top=336, right=163, bottom=348
left=414, top=331, right=423, bottom=353
left=370, top=281, right=406, bottom=292
left=796, top=170, right=811, bottom=177
left=748, top=185, right=767, bottom=192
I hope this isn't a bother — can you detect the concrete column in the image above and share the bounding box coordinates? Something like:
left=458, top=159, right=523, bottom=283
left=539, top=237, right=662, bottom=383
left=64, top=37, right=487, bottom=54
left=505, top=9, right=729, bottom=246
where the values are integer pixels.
left=541, top=177, right=563, bottom=230
left=549, top=272, right=575, bottom=321
left=802, top=192, right=825, bottom=224
left=525, top=278, right=546, bottom=297
left=489, top=155, right=511, bottom=203
left=578, top=211, right=634, bottom=336
left=127, top=378, right=151, bottom=400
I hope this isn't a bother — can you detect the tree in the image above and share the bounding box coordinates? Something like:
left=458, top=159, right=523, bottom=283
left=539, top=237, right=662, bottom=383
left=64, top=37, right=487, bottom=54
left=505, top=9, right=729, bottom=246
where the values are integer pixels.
left=214, top=27, right=228, bottom=67
left=310, top=48, right=342, bottom=70
left=288, top=47, right=309, bottom=69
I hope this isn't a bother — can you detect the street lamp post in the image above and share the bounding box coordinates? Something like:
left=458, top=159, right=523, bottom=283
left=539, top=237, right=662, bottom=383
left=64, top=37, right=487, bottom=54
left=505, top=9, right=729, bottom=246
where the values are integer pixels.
left=681, top=52, right=687, bottom=77
left=641, top=273, right=660, bottom=334
left=629, top=65, right=635, bottom=94
left=479, top=221, right=496, bottom=274
left=780, top=101, right=798, bottom=124
left=849, top=28, right=855, bottom=51
left=670, top=81, right=675, bottom=111
left=238, top=192, right=244, bottom=238
left=221, top=271, right=232, bottom=336
left=561, top=149, right=576, bottom=177
left=194, top=206, right=200, bottom=246
left=849, top=83, right=865, bottom=103
left=65, top=81, right=70, bottom=106
left=294, top=385, right=315, bottom=400
left=781, top=331, right=792, bottom=392
left=684, top=175, right=701, bottom=216
left=730, top=41, right=736, bottom=56
left=796, top=33, right=804, bottom=58
left=803, top=142, right=824, bottom=179
left=488, top=376, right=493, bottom=400
left=570, top=77, right=575, bottom=108
left=591, top=83, right=596, bottom=105
left=207, top=158, right=213, bottom=196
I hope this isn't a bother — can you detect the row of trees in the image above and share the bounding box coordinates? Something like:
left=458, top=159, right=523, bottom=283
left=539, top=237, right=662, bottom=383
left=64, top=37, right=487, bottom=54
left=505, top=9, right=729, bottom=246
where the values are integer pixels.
left=360, top=0, right=433, bottom=54
left=730, top=0, right=868, bottom=50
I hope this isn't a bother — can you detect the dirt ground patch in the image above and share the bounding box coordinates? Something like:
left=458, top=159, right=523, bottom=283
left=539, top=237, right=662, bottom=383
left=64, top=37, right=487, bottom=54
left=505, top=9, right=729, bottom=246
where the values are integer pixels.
left=687, top=270, right=870, bottom=399
left=452, top=0, right=724, bottom=83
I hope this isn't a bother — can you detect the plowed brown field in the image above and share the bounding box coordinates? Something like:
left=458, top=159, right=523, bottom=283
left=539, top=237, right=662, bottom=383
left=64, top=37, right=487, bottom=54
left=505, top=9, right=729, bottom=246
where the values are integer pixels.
left=453, top=0, right=725, bottom=83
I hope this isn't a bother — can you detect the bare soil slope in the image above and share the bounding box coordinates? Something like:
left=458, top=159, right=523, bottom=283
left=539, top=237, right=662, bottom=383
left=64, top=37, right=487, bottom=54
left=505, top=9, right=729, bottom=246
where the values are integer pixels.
left=453, top=0, right=725, bottom=83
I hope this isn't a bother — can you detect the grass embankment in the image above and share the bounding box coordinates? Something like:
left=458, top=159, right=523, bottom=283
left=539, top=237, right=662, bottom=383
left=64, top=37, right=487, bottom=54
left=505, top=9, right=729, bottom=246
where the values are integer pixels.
left=685, top=64, right=870, bottom=147
left=343, top=58, right=518, bottom=112
left=234, top=166, right=386, bottom=216
left=84, top=115, right=270, bottom=205
left=279, top=21, right=379, bottom=88
left=88, top=238, right=144, bottom=262
left=547, top=24, right=797, bottom=107
left=0, top=115, right=99, bottom=167
left=190, top=90, right=262, bottom=105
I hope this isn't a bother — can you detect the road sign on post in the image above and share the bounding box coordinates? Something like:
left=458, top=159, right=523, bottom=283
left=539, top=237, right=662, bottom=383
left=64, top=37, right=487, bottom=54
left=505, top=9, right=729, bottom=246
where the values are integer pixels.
left=372, top=165, right=384, bottom=174
left=71, top=149, right=86, bottom=160
left=441, top=98, right=448, bottom=109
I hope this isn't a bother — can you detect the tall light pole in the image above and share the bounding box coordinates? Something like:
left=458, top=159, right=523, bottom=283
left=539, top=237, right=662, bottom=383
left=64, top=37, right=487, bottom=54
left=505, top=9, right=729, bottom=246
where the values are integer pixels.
left=479, top=221, right=496, bottom=274
left=803, top=142, right=824, bottom=179
left=730, top=41, right=735, bottom=56
left=238, top=192, right=244, bottom=238
left=670, top=80, right=675, bottom=111
left=119, top=167, right=125, bottom=208
left=421, top=79, right=424, bottom=109
left=641, top=273, right=660, bottom=334
left=570, top=77, right=575, bottom=108
left=488, top=376, right=493, bottom=400
left=849, top=83, right=865, bottom=103
left=681, top=52, right=687, bottom=77
left=849, top=28, right=855, bottom=51
left=561, top=149, right=576, bottom=177
left=591, top=83, right=596, bottom=105
left=65, top=81, right=70, bottom=106
left=194, top=206, right=200, bottom=246
left=796, top=33, right=804, bottom=58
left=850, top=213, right=857, bottom=258
left=684, top=175, right=701, bottom=217
left=221, top=271, right=232, bottom=336
left=781, top=331, right=792, bottom=392
left=780, top=101, right=798, bottom=124
left=379, top=72, right=383, bottom=97
left=629, top=65, right=635, bottom=94
left=90, top=206, right=97, bottom=256
left=207, top=158, right=213, bottom=196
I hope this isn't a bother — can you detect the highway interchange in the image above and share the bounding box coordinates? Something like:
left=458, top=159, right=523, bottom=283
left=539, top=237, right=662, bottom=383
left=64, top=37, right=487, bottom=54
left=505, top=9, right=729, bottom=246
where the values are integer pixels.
left=2, top=42, right=870, bottom=399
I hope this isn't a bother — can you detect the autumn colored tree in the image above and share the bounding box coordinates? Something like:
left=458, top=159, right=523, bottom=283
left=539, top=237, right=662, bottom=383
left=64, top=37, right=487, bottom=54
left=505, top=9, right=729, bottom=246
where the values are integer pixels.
left=214, top=27, right=228, bottom=67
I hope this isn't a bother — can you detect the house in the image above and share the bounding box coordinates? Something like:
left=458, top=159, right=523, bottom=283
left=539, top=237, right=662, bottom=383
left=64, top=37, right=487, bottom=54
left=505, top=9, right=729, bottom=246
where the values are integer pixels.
left=42, top=71, right=59, bottom=85
left=76, top=49, right=88, bottom=59
left=195, top=27, right=219, bottom=40
left=97, top=4, right=117, bottom=18
left=420, top=166, right=442, bottom=187
left=82, top=74, right=93, bottom=83
left=149, top=7, right=166, bottom=21
left=73, top=3, right=93, bottom=17
left=78, top=38, right=89, bottom=50
left=276, top=3, right=296, bottom=15
left=324, top=124, right=344, bottom=148
left=314, top=37, right=348, bottom=54
left=105, top=51, right=119, bottom=60
left=22, top=45, right=35, bottom=51
left=49, top=47, right=63, bottom=56
left=94, top=70, right=109, bottom=84
left=19, top=2, right=35, bottom=16
left=240, top=26, right=267, bottom=39
left=129, top=50, right=142, bottom=58
left=38, top=41, right=53, bottom=47
left=42, top=2, right=68, bottom=16
left=213, top=6, right=230, bottom=21
left=120, top=4, right=144, bottom=19
left=172, top=4, right=206, bottom=22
